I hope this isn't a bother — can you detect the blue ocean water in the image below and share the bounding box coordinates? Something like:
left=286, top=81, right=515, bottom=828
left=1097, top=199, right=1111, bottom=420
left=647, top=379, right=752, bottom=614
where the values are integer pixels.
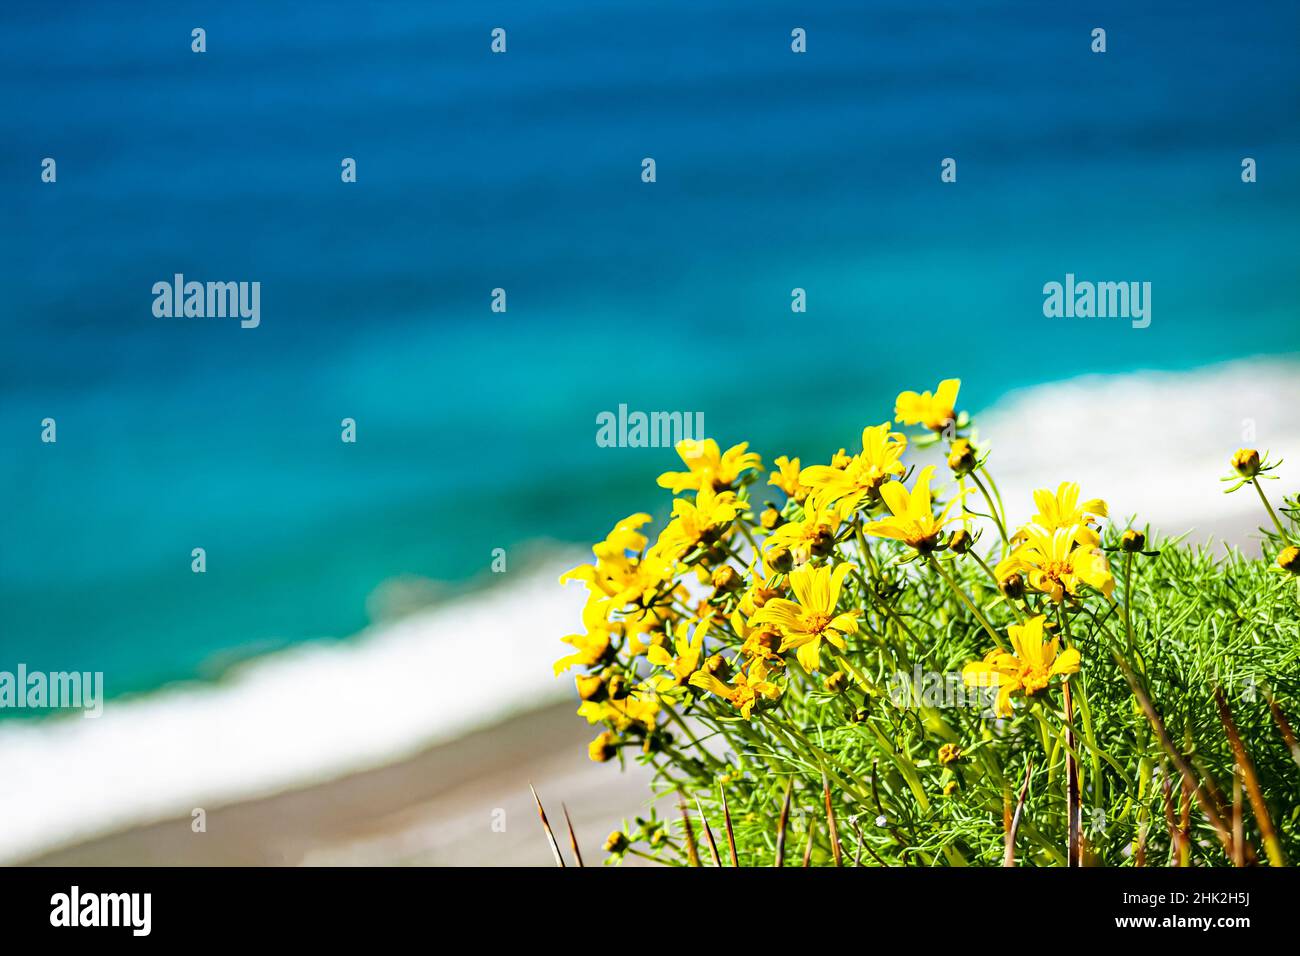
left=2, top=1, right=1297, bottom=700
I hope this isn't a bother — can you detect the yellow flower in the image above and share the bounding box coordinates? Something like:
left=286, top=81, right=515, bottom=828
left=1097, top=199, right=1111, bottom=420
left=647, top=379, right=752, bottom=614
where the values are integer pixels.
left=690, top=658, right=782, bottom=718
left=750, top=563, right=859, bottom=672
left=1019, top=483, right=1108, bottom=546
left=768, top=455, right=807, bottom=500
left=1278, top=545, right=1300, bottom=575
left=739, top=626, right=783, bottom=662
left=895, top=378, right=960, bottom=431
left=800, top=422, right=908, bottom=510
left=647, top=619, right=707, bottom=686
left=560, top=513, right=674, bottom=606
left=938, top=743, right=962, bottom=765
left=554, top=614, right=613, bottom=675
left=961, top=615, right=1081, bottom=717
left=577, top=694, right=659, bottom=732
left=650, top=484, right=740, bottom=561
left=657, top=439, right=762, bottom=493
left=762, top=493, right=844, bottom=564
left=863, top=466, right=966, bottom=552
left=997, top=525, right=1114, bottom=603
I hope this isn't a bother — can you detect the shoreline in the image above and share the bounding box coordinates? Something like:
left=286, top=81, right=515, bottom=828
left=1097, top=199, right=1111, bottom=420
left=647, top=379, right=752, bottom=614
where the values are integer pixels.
left=7, top=355, right=1299, bottom=864
left=20, top=699, right=655, bottom=866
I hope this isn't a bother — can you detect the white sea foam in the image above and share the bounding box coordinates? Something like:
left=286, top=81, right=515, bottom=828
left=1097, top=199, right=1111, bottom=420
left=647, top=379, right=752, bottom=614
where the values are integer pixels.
left=1, top=355, right=1295, bottom=862
left=0, top=563, right=589, bottom=863
left=980, top=356, right=1299, bottom=543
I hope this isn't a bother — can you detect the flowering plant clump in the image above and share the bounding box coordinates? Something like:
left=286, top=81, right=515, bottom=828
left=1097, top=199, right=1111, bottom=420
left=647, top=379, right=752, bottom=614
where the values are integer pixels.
left=559, top=379, right=1300, bottom=867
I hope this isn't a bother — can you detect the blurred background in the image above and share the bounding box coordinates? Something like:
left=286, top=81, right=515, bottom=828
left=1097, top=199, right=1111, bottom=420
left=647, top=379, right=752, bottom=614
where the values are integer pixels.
left=1, top=0, right=1297, bottom=864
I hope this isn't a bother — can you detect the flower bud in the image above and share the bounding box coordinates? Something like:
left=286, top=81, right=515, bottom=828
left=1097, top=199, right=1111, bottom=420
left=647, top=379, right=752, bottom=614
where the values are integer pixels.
left=588, top=731, right=618, bottom=763
left=943, top=780, right=959, bottom=797
left=760, top=506, right=782, bottom=530
left=711, top=564, right=742, bottom=593
left=703, top=653, right=731, bottom=681
left=811, top=527, right=836, bottom=558
left=823, top=670, right=848, bottom=694
left=1232, top=448, right=1261, bottom=478
left=948, top=529, right=973, bottom=554
left=938, top=743, right=962, bottom=765
left=767, top=546, right=794, bottom=573
left=604, top=831, right=629, bottom=854
left=947, top=439, right=976, bottom=476
left=575, top=673, right=606, bottom=702
left=606, top=673, right=630, bottom=700
left=999, top=572, right=1025, bottom=600
left=1279, top=545, right=1300, bottom=575
left=1120, top=529, right=1146, bottom=553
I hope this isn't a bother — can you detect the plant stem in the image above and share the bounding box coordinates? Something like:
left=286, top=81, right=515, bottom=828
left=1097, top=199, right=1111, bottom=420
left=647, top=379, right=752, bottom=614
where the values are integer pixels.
left=970, top=471, right=1009, bottom=546
left=928, top=555, right=1006, bottom=649
left=1122, top=551, right=1135, bottom=652
left=1252, top=478, right=1292, bottom=544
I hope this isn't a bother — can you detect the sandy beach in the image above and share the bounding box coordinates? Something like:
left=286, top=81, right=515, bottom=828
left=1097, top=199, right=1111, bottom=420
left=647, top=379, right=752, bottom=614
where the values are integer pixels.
left=21, top=700, right=654, bottom=866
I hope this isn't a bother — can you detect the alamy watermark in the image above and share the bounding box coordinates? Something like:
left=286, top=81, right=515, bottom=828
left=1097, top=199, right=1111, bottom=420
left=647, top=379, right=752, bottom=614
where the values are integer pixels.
left=1043, top=273, right=1150, bottom=329
left=596, top=404, right=704, bottom=449
left=1, top=664, right=103, bottom=717
left=152, top=274, right=260, bottom=329
left=886, top=665, right=997, bottom=716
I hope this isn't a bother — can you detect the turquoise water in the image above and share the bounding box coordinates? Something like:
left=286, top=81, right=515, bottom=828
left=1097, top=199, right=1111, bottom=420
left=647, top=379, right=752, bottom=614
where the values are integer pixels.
left=2, top=1, right=1298, bottom=699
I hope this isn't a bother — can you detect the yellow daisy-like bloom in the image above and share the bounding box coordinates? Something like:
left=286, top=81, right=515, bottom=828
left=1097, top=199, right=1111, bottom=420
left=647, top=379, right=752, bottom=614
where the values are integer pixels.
left=650, top=484, right=740, bottom=561
left=554, top=597, right=617, bottom=674
left=768, top=455, right=807, bottom=500
left=749, top=563, right=859, bottom=672
left=657, top=439, right=762, bottom=494
left=690, top=658, right=782, bottom=719
left=647, top=619, right=707, bottom=686
left=577, top=694, right=660, bottom=733
left=863, top=466, right=967, bottom=552
left=997, top=525, right=1114, bottom=603
left=553, top=628, right=611, bottom=675
left=800, top=422, right=908, bottom=510
left=895, top=378, right=960, bottom=431
left=1019, top=483, right=1108, bottom=546
left=961, top=615, right=1081, bottom=718
left=762, top=493, right=845, bottom=564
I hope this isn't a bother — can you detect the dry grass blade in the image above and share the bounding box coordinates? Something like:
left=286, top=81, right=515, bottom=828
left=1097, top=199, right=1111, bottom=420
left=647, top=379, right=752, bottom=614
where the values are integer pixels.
left=1214, top=688, right=1287, bottom=867
left=802, top=817, right=817, bottom=867
left=679, top=797, right=701, bottom=867
left=1161, top=766, right=1184, bottom=867
left=561, top=802, right=584, bottom=868
left=1267, top=692, right=1300, bottom=769
left=1004, top=757, right=1033, bottom=867
left=822, top=773, right=843, bottom=867
left=1232, top=765, right=1244, bottom=867
left=720, top=782, right=739, bottom=866
left=529, top=783, right=566, bottom=868
left=1114, top=653, right=1235, bottom=857
left=774, top=777, right=793, bottom=867
left=695, top=796, right=722, bottom=867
